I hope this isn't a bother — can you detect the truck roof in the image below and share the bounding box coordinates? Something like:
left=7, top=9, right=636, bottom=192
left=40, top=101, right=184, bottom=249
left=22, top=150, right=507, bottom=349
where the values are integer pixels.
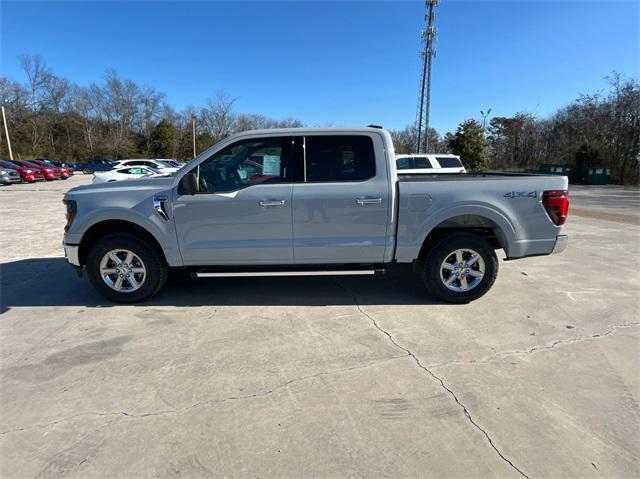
left=395, top=153, right=459, bottom=158
left=228, top=126, right=389, bottom=136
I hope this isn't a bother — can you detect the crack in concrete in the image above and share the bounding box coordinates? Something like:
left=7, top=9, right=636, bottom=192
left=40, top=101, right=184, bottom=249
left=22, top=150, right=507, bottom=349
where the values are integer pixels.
left=0, top=354, right=408, bottom=436
left=335, top=281, right=529, bottom=479
left=428, top=321, right=640, bottom=370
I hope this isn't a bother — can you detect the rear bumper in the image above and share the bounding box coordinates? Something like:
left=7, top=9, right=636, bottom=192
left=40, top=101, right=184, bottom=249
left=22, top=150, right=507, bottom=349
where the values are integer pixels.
left=551, top=235, right=568, bottom=254
left=505, top=234, right=568, bottom=260
left=64, top=243, right=81, bottom=266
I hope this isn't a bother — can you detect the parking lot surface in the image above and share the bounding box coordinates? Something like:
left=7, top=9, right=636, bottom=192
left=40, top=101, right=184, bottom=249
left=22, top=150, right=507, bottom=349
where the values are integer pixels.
left=1, top=177, right=639, bottom=478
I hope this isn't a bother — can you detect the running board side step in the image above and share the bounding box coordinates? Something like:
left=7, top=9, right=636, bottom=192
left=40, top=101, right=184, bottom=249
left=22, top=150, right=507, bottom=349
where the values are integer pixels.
left=195, top=269, right=379, bottom=278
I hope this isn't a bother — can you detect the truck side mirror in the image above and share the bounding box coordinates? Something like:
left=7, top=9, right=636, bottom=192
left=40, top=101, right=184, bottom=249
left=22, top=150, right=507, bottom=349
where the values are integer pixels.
left=178, top=171, right=198, bottom=195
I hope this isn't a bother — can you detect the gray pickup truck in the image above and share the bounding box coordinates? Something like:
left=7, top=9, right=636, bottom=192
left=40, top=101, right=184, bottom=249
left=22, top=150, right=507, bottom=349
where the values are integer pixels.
left=62, top=127, right=569, bottom=304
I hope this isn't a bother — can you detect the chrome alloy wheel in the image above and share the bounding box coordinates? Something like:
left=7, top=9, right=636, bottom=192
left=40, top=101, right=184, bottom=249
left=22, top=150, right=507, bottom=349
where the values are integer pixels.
left=439, top=248, right=485, bottom=293
left=99, top=249, right=146, bottom=293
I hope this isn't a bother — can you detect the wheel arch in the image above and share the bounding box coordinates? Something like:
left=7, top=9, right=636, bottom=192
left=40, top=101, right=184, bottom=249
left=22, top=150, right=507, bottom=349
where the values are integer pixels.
left=417, top=213, right=510, bottom=264
left=78, top=219, right=167, bottom=267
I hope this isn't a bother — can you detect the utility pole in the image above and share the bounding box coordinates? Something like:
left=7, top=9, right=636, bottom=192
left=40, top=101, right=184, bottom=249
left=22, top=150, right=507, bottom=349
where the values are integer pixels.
left=415, top=0, right=439, bottom=154
left=1, top=101, right=14, bottom=161
left=191, top=113, right=197, bottom=158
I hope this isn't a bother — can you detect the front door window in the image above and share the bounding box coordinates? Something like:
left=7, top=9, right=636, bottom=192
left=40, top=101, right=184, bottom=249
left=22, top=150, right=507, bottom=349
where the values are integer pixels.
left=195, top=137, right=289, bottom=193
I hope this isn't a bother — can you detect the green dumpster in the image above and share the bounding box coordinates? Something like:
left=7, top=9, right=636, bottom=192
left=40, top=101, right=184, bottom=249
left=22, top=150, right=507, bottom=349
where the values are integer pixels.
left=585, top=167, right=612, bottom=185
left=539, top=164, right=572, bottom=176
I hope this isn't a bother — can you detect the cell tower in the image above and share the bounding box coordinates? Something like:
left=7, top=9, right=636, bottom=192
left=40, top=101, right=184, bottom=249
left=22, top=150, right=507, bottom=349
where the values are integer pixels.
left=415, top=0, right=439, bottom=154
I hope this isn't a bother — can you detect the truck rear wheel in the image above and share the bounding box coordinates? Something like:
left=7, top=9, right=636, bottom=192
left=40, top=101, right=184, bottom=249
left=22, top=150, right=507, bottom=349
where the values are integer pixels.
left=83, top=168, right=93, bottom=175
left=421, top=232, right=498, bottom=303
left=86, top=234, right=168, bottom=303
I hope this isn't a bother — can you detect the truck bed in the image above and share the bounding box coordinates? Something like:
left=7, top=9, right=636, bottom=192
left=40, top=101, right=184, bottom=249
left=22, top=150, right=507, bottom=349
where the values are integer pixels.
left=393, top=172, right=568, bottom=262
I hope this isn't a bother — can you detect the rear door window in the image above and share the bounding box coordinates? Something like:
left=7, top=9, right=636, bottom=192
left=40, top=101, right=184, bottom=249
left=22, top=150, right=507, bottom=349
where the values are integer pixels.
left=413, top=157, right=432, bottom=169
left=396, top=157, right=412, bottom=170
left=304, top=135, right=375, bottom=182
left=435, top=157, right=463, bottom=168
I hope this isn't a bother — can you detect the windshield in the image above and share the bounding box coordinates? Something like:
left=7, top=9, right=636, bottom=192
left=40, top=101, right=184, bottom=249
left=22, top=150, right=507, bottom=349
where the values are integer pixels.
left=157, top=160, right=177, bottom=169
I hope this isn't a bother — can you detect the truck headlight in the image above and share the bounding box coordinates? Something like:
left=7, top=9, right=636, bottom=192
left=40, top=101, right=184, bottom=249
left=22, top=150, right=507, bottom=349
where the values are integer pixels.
left=63, top=199, right=77, bottom=232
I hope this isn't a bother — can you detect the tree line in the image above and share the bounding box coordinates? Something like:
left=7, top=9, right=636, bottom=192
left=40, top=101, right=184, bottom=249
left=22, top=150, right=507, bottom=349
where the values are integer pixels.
left=1, top=55, right=638, bottom=183
left=392, top=73, right=639, bottom=184
left=0, top=55, right=303, bottom=163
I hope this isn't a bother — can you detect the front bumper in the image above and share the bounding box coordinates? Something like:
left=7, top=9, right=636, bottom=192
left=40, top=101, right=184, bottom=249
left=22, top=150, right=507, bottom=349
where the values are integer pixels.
left=64, top=243, right=81, bottom=266
left=551, top=235, right=568, bottom=254
left=0, top=175, right=21, bottom=184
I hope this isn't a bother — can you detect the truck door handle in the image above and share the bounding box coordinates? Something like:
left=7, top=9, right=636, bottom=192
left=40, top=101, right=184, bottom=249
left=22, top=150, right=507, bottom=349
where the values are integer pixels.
left=259, top=200, right=286, bottom=207
left=355, top=197, right=382, bottom=206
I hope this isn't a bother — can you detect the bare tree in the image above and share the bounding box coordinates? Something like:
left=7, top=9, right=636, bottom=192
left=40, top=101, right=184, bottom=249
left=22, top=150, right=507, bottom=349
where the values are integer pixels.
left=200, top=91, right=237, bottom=142
left=99, top=69, right=140, bottom=158
left=137, top=86, right=165, bottom=155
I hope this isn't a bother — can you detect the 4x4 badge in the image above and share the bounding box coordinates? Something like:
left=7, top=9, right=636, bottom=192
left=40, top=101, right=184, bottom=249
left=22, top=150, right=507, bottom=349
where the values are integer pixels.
left=504, top=191, right=537, bottom=198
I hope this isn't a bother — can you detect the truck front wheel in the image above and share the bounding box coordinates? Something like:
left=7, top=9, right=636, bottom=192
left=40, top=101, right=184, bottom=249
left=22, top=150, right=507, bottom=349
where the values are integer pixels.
left=421, top=232, right=498, bottom=304
left=86, top=234, right=168, bottom=303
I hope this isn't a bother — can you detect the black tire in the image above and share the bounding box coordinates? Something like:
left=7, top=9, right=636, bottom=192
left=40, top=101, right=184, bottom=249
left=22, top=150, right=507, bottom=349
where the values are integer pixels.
left=86, top=233, right=168, bottom=303
left=83, top=168, right=93, bottom=175
left=421, top=232, right=498, bottom=304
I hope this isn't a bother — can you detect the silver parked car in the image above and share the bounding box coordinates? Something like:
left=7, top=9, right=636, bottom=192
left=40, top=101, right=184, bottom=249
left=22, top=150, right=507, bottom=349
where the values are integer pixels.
left=0, top=167, right=21, bottom=185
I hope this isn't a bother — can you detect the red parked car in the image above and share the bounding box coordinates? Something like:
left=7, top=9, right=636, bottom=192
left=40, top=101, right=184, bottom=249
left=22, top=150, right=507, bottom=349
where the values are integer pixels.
left=31, top=159, right=69, bottom=179
left=0, top=160, right=45, bottom=182
left=12, top=160, right=58, bottom=181
left=50, top=161, right=74, bottom=177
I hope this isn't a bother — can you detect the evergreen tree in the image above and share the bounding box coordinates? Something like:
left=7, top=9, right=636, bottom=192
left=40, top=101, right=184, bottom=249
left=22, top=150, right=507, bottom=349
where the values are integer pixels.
left=448, top=119, right=489, bottom=171
left=150, top=119, right=177, bottom=158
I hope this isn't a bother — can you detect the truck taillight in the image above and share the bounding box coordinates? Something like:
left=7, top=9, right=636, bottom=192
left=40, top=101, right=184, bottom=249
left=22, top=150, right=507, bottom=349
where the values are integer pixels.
left=542, top=190, right=569, bottom=226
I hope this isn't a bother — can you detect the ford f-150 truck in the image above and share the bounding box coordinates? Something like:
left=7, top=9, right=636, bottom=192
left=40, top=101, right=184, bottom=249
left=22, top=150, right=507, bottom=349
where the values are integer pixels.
left=62, top=127, right=569, bottom=304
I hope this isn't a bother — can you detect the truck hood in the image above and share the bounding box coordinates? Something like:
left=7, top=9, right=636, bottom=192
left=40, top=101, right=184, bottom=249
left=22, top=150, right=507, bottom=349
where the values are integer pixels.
left=65, top=176, right=175, bottom=199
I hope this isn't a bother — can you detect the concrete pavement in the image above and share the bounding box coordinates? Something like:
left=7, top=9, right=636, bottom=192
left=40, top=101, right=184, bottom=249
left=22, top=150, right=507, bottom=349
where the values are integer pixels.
left=1, top=177, right=638, bottom=477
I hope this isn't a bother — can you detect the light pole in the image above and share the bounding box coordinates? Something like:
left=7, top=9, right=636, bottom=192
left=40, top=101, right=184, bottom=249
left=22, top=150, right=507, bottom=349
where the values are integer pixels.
left=480, top=108, right=492, bottom=133
left=191, top=113, right=197, bottom=158
left=1, top=99, right=14, bottom=161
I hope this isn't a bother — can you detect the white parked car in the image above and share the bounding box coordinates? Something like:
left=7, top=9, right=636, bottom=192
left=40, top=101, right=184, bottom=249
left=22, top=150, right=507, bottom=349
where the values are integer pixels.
left=93, top=166, right=161, bottom=183
left=155, top=159, right=184, bottom=168
left=115, top=159, right=179, bottom=174
left=396, top=154, right=466, bottom=174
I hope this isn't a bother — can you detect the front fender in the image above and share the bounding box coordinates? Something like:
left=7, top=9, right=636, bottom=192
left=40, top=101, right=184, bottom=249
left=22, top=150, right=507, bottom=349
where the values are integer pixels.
left=67, top=206, right=183, bottom=268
